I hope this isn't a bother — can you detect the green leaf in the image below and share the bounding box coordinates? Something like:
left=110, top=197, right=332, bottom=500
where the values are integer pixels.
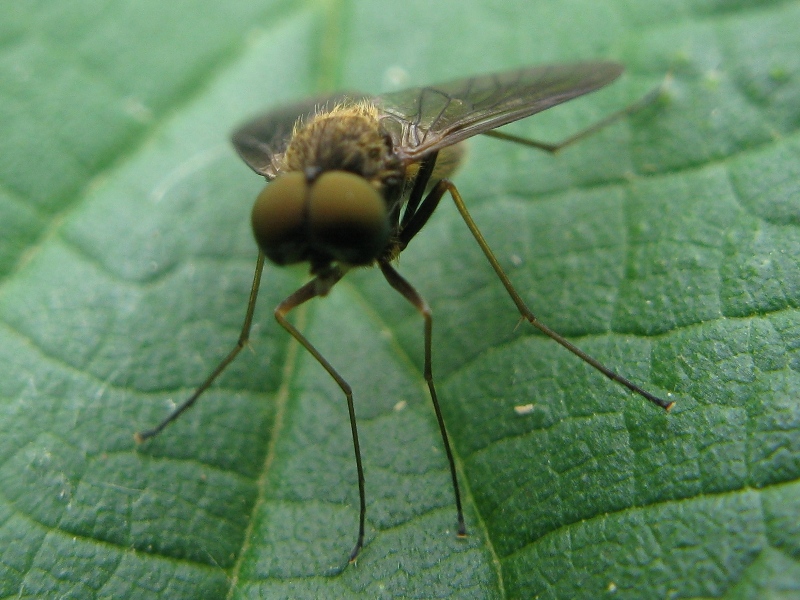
left=1, top=1, right=799, bottom=598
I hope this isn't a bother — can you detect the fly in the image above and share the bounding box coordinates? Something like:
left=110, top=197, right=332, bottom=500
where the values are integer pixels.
left=135, top=61, right=673, bottom=565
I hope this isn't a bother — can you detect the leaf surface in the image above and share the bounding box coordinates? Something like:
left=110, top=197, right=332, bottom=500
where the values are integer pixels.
left=1, top=1, right=799, bottom=598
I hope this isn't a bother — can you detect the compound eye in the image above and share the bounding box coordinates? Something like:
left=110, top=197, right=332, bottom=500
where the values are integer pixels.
left=251, top=172, right=309, bottom=265
left=308, top=171, right=389, bottom=265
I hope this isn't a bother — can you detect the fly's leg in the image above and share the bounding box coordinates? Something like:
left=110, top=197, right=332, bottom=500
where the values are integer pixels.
left=378, top=260, right=467, bottom=538
left=135, top=251, right=267, bottom=442
left=425, top=180, right=674, bottom=411
left=482, top=80, right=665, bottom=152
left=136, top=250, right=367, bottom=565
left=273, top=268, right=369, bottom=565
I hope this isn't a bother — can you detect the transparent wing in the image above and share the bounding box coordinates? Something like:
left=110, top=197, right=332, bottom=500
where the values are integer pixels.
left=231, top=92, right=365, bottom=178
left=374, top=61, right=623, bottom=160
left=231, top=62, right=623, bottom=174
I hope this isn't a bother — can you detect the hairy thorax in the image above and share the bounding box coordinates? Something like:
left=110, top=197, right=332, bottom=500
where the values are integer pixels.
left=282, top=102, right=404, bottom=190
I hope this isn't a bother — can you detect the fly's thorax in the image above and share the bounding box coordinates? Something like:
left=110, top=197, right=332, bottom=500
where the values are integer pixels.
left=283, top=101, right=403, bottom=189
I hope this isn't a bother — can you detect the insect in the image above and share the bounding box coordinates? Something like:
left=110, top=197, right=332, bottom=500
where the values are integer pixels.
left=135, top=61, right=673, bottom=565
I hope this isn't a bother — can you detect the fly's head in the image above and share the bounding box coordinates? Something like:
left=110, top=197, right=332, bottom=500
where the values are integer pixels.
left=251, top=102, right=404, bottom=273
